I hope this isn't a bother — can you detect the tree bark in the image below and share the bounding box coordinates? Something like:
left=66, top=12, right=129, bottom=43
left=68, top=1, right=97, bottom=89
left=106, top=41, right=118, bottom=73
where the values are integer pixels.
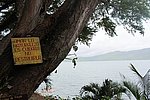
left=0, top=0, right=98, bottom=99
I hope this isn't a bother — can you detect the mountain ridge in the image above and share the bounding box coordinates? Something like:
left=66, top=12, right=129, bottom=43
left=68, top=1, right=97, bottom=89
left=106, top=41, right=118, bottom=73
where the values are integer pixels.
left=78, top=48, right=150, bottom=61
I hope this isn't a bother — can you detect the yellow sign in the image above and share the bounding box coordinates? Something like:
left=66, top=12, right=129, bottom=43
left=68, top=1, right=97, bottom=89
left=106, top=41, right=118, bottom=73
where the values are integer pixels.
left=11, top=37, right=43, bottom=65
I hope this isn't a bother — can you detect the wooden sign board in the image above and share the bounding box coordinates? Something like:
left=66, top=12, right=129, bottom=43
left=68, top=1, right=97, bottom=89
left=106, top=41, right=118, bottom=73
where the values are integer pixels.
left=11, top=37, right=43, bottom=65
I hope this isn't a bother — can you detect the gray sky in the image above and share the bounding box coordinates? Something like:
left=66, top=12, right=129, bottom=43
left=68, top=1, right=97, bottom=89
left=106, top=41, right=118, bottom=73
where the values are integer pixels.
left=75, top=20, right=150, bottom=57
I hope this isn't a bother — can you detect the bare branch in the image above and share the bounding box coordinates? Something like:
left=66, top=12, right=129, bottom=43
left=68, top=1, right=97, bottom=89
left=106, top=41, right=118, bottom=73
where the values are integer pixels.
left=14, top=0, right=44, bottom=36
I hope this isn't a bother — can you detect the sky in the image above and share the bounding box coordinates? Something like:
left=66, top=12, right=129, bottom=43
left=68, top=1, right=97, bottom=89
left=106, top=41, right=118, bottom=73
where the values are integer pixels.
left=74, top=21, right=150, bottom=57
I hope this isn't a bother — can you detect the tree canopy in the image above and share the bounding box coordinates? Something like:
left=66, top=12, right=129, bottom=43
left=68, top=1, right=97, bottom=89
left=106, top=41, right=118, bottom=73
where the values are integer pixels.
left=0, top=0, right=150, bottom=44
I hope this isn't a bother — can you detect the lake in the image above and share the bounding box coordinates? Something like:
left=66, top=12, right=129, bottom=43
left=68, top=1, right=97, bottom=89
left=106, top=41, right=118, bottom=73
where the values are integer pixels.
left=36, top=60, right=150, bottom=99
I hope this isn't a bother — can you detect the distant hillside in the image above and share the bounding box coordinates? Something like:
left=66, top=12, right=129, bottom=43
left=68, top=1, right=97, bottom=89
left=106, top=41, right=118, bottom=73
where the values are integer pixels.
left=78, top=48, right=150, bottom=61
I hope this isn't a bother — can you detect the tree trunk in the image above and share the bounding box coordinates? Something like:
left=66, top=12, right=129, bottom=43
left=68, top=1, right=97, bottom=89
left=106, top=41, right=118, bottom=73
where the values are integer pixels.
left=0, top=0, right=98, bottom=99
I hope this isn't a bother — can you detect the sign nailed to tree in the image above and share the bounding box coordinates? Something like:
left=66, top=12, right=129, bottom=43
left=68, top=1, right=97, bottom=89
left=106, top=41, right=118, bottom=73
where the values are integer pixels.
left=11, top=37, right=43, bottom=65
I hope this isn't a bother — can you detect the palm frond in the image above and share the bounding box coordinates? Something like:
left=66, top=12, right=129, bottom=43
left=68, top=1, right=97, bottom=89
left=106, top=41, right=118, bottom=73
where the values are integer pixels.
left=80, top=83, right=101, bottom=98
left=122, top=64, right=150, bottom=100
left=129, top=64, right=143, bottom=80
left=143, top=69, right=150, bottom=99
left=80, top=79, right=131, bottom=99
left=123, top=80, right=141, bottom=100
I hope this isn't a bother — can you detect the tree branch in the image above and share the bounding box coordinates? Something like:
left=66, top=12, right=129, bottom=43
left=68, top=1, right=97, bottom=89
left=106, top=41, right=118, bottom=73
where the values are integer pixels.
left=14, top=0, right=44, bottom=36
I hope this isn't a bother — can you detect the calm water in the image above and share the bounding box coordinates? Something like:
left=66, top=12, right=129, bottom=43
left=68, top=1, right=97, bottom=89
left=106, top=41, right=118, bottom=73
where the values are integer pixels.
left=37, top=60, right=150, bottom=98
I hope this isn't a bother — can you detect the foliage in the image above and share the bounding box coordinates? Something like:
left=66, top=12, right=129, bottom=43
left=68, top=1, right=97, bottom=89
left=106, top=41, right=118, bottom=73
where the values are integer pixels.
left=122, top=64, right=150, bottom=100
left=0, top=0, right=16, bottom=34
left=42, top=95, right=83, bottom=100
left=91, top=0, right=150, bottom=36
left=80, top=79, right=127, bottom=100
left=123, top=80, right=144, bottom=100
left=1, top=0, right=150, bottom=45
left=78, top=25, right=97, bottom=46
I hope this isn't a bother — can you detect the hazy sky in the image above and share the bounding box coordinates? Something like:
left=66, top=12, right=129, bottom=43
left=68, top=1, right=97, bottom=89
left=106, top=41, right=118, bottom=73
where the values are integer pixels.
left=74, top=21, right=150, bottom=57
